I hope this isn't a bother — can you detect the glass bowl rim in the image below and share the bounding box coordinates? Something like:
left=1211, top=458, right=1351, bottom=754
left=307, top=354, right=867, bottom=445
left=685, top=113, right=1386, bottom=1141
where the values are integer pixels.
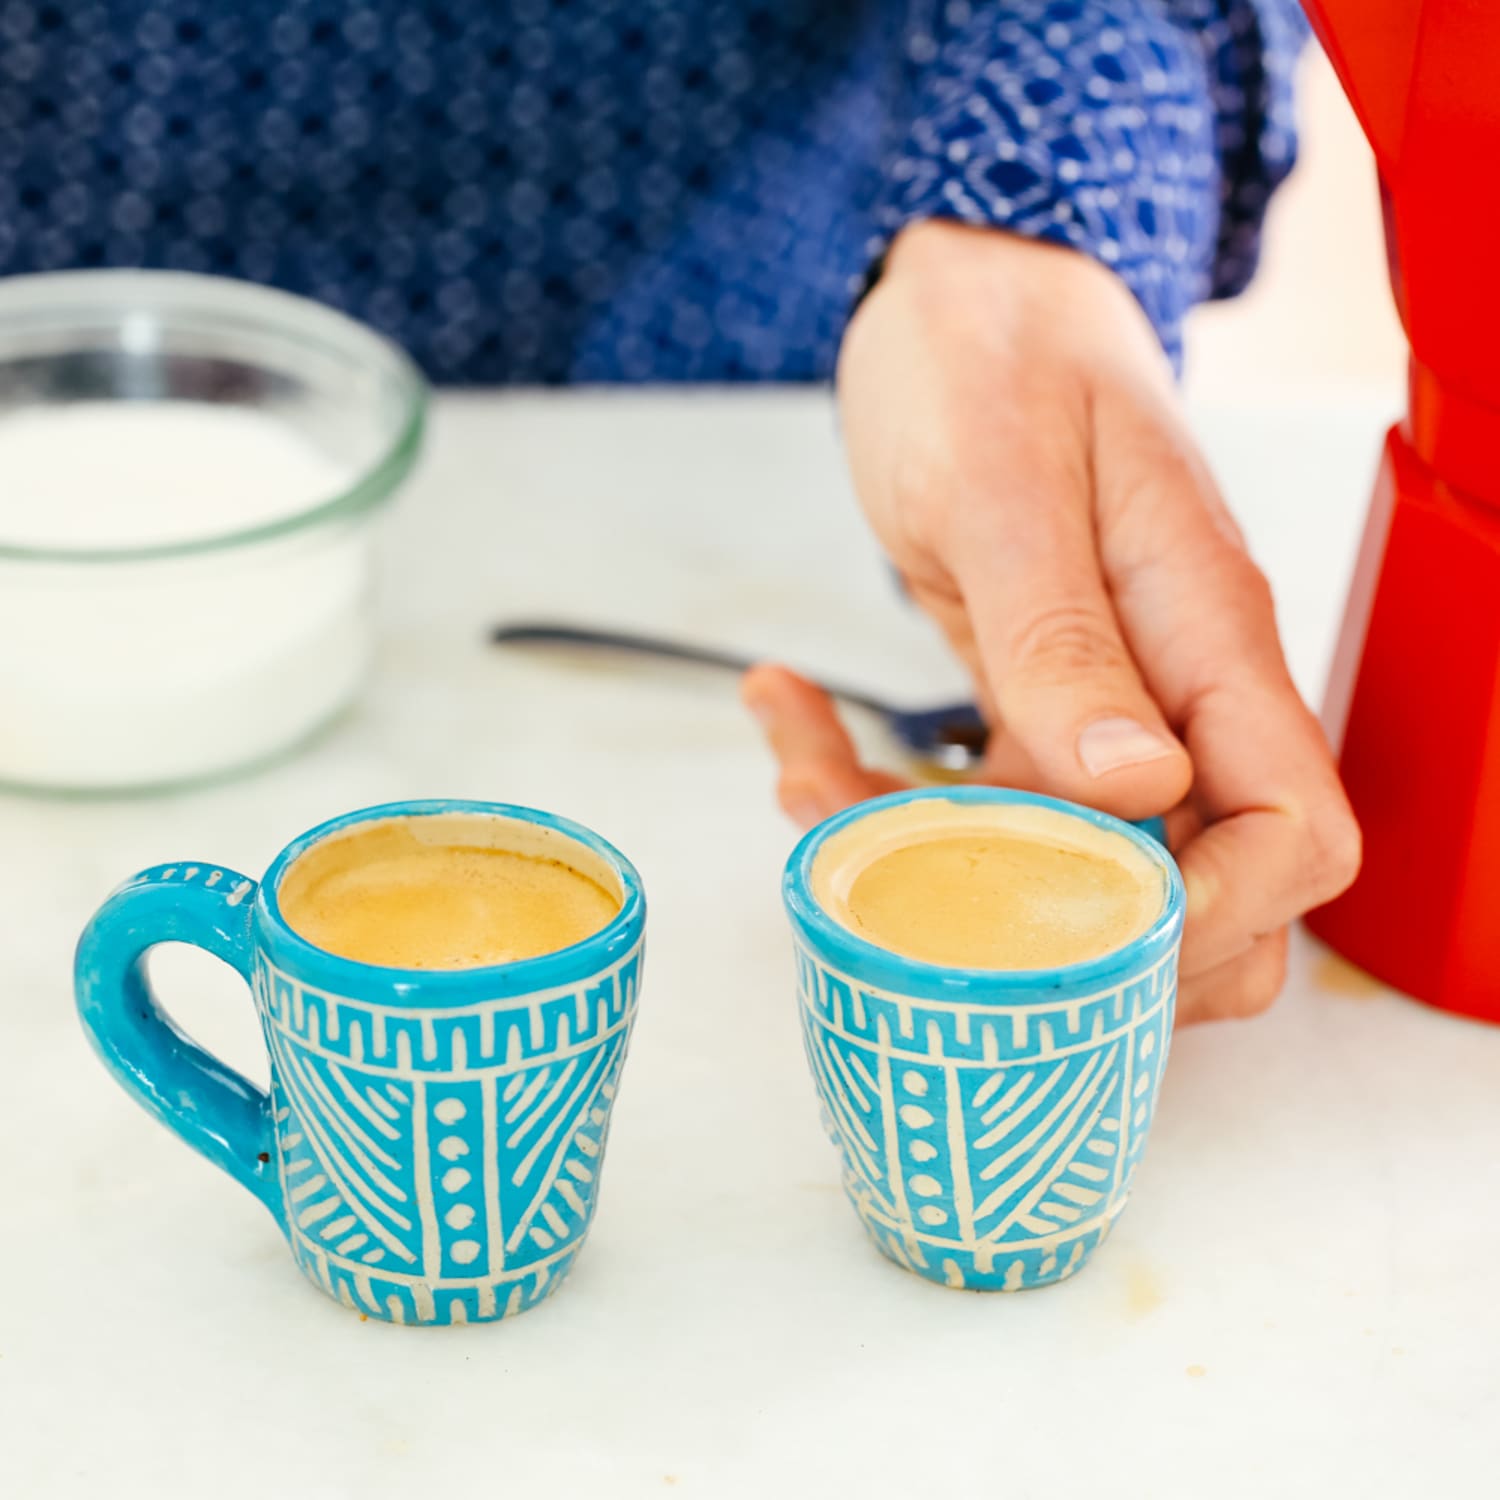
left=0, top=269, right=428, bottom=565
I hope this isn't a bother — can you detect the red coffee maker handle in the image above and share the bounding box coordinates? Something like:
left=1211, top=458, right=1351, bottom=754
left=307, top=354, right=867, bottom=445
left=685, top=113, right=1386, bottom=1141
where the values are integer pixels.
left=1302, top=0, right=1500, bottom=1020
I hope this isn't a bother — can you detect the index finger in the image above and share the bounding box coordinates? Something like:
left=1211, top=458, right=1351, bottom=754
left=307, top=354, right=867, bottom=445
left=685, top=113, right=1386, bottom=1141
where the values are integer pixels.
left=1096, top=399, right=1361, bottom=975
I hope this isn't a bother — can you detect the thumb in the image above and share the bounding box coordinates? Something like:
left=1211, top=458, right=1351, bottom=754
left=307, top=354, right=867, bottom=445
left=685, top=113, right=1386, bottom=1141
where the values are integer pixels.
left=949, top=477, right=1192, bottom=820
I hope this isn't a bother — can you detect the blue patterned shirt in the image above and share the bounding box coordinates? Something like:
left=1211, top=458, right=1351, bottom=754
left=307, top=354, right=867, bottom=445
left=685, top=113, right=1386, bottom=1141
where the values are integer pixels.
left=0, top=2, right=1308, bottom=382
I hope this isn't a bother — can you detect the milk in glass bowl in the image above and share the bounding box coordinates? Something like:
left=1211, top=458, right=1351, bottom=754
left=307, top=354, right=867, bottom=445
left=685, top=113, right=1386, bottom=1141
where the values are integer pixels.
left=0, top=271, right=426, bottom=791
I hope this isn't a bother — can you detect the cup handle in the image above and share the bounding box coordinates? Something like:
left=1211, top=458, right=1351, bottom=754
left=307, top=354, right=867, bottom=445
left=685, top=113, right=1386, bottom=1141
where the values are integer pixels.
left=74, top=863, right=286, bottom=1230
left=1134, top=815, right=1168, bottom=847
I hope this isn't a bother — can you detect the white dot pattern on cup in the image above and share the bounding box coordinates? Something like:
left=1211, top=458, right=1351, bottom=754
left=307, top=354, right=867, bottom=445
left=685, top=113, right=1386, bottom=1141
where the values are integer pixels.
left=0, top=0, right=1306, bottom=378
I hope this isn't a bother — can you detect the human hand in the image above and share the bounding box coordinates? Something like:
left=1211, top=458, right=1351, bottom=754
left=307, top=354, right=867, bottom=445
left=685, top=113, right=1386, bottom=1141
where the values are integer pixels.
left=744, top=221, right=1360, bottom=1024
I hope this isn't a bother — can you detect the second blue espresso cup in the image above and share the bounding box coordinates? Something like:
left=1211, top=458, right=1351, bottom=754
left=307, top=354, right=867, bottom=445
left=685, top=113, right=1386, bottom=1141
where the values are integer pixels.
left=784, top=786, right=1184, bottom=1292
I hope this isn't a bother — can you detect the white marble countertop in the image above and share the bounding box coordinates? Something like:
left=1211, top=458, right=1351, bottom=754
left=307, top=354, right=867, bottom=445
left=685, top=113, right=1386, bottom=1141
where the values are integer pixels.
left=6, top=389, right=1498, bottom=1499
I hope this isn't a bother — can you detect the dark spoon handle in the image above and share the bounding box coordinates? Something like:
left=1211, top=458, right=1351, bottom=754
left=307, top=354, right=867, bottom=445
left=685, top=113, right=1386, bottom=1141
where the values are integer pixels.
left=490, top=621, right=892, bottom=715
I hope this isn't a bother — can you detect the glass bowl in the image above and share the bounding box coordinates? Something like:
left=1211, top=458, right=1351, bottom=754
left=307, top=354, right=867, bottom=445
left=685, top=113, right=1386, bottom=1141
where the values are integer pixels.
left=0, top=271, right=427, bottom=793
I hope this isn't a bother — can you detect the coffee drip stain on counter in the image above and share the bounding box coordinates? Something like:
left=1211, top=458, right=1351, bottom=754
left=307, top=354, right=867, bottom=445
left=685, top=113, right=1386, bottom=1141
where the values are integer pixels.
left=1124, top=1260, right=1166, bottom=1320
left=1313, top=949, right=1387, bottom=1000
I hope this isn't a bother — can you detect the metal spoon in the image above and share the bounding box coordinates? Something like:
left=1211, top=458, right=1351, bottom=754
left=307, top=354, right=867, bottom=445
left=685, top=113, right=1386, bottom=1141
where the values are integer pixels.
left=490, top=620, right=990, bottom=770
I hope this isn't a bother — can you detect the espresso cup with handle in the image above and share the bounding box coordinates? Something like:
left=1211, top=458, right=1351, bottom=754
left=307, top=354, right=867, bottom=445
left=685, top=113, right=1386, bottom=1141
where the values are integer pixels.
left=74, top=799, right=646, bottom=1326
left=783, top=786, right=1184, bottom=1292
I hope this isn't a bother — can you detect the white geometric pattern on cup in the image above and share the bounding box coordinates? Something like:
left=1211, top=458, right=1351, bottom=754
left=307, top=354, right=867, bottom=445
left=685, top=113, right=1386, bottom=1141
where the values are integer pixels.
left=796, top=948, right=1174, bottom=1290
left=254, top=946, right=641, bottom=1324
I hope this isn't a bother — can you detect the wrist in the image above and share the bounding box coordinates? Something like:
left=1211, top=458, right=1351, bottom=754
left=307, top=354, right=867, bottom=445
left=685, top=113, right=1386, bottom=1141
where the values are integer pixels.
left=875, top=219, right=1170, bottom=386
left=885, top=219, right=1127, bottom=302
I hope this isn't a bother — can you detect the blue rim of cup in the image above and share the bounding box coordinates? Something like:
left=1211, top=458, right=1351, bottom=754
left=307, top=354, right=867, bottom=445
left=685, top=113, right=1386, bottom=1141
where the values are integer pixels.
left=255, top=799, right=646, bottom=1005
left=783, top=785, right=1185, bottom=999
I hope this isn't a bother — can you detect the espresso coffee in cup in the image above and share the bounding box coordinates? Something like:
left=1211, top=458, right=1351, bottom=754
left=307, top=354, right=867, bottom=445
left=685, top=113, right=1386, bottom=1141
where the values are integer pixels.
left=811, top=798, right=1165, bottom=972
left=278, top=815, right=621, bottom=970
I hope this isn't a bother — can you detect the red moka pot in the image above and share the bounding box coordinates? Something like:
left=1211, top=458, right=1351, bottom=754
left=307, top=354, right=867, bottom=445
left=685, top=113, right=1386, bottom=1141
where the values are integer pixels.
left=1302, top=2, right=1500, bottom=1021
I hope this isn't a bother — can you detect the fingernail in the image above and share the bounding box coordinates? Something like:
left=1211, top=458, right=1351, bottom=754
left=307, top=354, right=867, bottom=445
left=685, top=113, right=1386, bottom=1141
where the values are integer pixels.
left=788, top=796, right=825, bottom=828
left=1078, top=717, right=1176, bottom=778
left=747, top=698, right=774, bottom=731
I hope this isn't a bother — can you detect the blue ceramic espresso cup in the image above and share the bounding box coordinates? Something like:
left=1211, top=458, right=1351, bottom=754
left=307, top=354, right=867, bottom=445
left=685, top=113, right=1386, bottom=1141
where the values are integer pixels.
left=75, top=800, right=645, bottom=1326
left=784, top=787, right=1184, bottom=1292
